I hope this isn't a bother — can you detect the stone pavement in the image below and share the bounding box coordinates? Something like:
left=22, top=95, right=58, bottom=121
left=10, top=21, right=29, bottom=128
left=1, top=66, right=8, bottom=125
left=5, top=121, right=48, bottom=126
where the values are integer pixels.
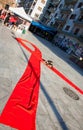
left=0, top=24, right=83, bottom=130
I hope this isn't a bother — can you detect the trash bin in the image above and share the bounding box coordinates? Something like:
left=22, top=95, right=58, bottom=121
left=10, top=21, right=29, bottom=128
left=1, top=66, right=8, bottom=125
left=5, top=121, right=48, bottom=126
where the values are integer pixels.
left=22, top=29, right=26, bottom=34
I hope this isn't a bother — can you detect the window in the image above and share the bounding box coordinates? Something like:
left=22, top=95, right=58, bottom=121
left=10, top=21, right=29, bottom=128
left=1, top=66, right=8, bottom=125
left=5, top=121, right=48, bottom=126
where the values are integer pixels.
left=41, top=0, right=45, bottom=4
left=78, top=15, right=83, bottom=21
left=28, top=9, right=32, bottom=15
left=54, top=13, right=57, bottom=18
left=32, top=2, right=36, bottom=6
left=35, top=13, right=39, bottom=18
left=74, top=28, right=80, bottom=35
left=38, top=6, right=42, bottom=11
left=59, top=4, right=63, bottom=9
left=77, top=2, right=83, bottom=8
left=50, top=22, right=53, bottom=26
left=70, top=14, right=76, bottom=19
left=53, top=22, right=59, bottom=27
left=65, top=25, right=70, bottom=31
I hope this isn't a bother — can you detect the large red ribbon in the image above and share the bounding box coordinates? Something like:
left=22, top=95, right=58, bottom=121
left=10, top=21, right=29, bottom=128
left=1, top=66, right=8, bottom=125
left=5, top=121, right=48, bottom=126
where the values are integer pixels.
left=16, top=38, right=83, bottom=95
left=0, top=38, right=42, bottom=130
left=0, top=37, right=82, bottom=129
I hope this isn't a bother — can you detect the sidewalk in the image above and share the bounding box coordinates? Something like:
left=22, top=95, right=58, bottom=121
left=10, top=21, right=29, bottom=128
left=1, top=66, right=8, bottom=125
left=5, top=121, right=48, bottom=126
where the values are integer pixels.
left=0, top=25, right=83, bottom=130
left=0, top=24, right=29, bottom=130
left=15, top=29, right=83, bottom=130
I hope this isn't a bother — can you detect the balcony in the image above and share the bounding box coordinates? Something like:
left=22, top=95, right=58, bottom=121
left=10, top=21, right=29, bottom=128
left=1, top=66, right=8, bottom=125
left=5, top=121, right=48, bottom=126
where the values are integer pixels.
left=55, top=17, right=66, bottom=24
left=44, top=14, right=51, bottom=19
left=50, top=0, right=59, bottom=3
left=80, top=7, right=83, bottom=13
left=61, top=30, right=73, bottom=36
left=65, top=0, right=77, bottom=5
left=74, top=19, right=83, bottom=27
left=78, top=35, right=83, bottom=42
left=60, top=7, right=72, bottom=14
left=47, top=7, right=54, bottom=13
left=61, top=30, right=83, bottom=43
left=49, top=0, right=60, bottom=6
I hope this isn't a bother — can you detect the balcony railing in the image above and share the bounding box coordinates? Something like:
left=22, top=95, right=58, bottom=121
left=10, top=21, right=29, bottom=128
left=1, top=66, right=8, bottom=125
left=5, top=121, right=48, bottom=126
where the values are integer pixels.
left=61, top=30, right=83, bottom=42
left=55, top=17, right=66, bottom=23
left=49, top=0, right=60, bottom=6
left=61, top=30, right=74, bottom=36
left=65, top=0, right=77, bottom=5
left=74, top=20, right=83, bottom=26
left=44, top=14, right=51, bottom=19
left=78, top=35, right=83, bottom=42
left=47, top=7, right=54, bottom=13
left=60, top=7, right=72, bottom=14
left=80, top=7, right=83, bottom=13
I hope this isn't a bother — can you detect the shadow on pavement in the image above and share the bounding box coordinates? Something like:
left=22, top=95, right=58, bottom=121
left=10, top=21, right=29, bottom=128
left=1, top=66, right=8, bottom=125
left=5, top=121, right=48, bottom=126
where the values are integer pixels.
left=12, top=35, right=28, bottom=62
left=40, top=82, right=69, bottom=130
left=33, top=34, right=83, bottom=76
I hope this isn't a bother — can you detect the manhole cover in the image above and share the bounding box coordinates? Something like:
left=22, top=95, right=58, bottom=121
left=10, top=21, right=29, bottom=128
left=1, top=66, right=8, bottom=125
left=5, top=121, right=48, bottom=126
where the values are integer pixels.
left=63, top=87, right=79, bottom=100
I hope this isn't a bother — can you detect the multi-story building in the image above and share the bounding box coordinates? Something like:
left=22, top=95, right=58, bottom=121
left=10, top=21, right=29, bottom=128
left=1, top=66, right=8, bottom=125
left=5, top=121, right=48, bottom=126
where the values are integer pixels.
left=62, top=0, right=83, bottom=43
left=40, top=0, right=60, bottom=23
left=28, top=0, right=48, bottom=20
left=18, top=0, right=47, bottom=19
left=47, top=0, right=77, bottom=29
left=18, top=0, right=60, bottom=21
left=18, top=0, right=34, bottom=13
left=47, top=0, right=83, bottom=44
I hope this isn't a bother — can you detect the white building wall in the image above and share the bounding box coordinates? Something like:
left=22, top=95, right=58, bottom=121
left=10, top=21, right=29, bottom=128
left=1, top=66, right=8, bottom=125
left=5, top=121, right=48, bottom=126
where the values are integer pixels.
left=30, top=0, right=47, bottom=19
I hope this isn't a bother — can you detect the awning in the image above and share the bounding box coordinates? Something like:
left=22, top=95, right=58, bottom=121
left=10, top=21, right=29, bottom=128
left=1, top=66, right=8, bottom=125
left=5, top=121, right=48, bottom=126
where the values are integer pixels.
left=9, top=7, right=32, bottom=22
left=31, top=21, right=57, bottom=35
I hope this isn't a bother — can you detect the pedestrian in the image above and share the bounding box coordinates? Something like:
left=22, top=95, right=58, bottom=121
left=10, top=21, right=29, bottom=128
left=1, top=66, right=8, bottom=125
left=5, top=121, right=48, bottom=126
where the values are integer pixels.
left=4, top=12, right=11, bottom=26
left=0, top=8, right=3, bottom=16
left=22, top=27, right=26, bottom=34
left=0, top=11, right=6, bottom=20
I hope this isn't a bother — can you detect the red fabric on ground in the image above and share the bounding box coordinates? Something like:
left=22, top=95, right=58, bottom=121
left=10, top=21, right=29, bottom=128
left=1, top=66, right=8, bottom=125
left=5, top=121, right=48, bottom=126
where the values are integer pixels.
left=0, top=40, right=42, bottom=130
left=41, top=59, right=83, bottom=95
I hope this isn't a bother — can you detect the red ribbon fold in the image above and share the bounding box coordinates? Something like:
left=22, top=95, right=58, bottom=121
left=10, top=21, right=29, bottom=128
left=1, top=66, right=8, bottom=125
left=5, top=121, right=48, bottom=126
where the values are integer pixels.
left=0, top=38, right=42, bottom=130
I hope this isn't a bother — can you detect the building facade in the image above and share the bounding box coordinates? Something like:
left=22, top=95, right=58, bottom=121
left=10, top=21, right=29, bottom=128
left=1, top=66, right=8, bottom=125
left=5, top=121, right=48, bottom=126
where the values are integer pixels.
left=40, top=0, right=60, bottom=23
left=18, top=0, right=34, bottom=13
left=0, top=0, right=16, bottom=8
left=18, top=0, right=60, bottom=21
left=47, top=0, right=83, bottom=44
left=46, top=0, right=83, bottom=68
left=62, top=0, right=83, bottom=43
left=27, top=0, right=48, bottom=20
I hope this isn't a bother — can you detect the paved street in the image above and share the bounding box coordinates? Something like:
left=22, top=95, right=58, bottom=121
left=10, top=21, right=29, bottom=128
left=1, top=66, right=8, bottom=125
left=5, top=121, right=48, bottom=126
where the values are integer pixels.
left=0, top=24, right=83, bottom=130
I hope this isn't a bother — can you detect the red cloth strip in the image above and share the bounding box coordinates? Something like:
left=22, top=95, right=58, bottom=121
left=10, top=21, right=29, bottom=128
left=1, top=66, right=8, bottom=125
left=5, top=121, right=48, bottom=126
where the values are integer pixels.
left=0, top=39, right=42, bottom=130
left=16, top=38, right=83, bottom=95
left=41, top=59, right=83, bottom=95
